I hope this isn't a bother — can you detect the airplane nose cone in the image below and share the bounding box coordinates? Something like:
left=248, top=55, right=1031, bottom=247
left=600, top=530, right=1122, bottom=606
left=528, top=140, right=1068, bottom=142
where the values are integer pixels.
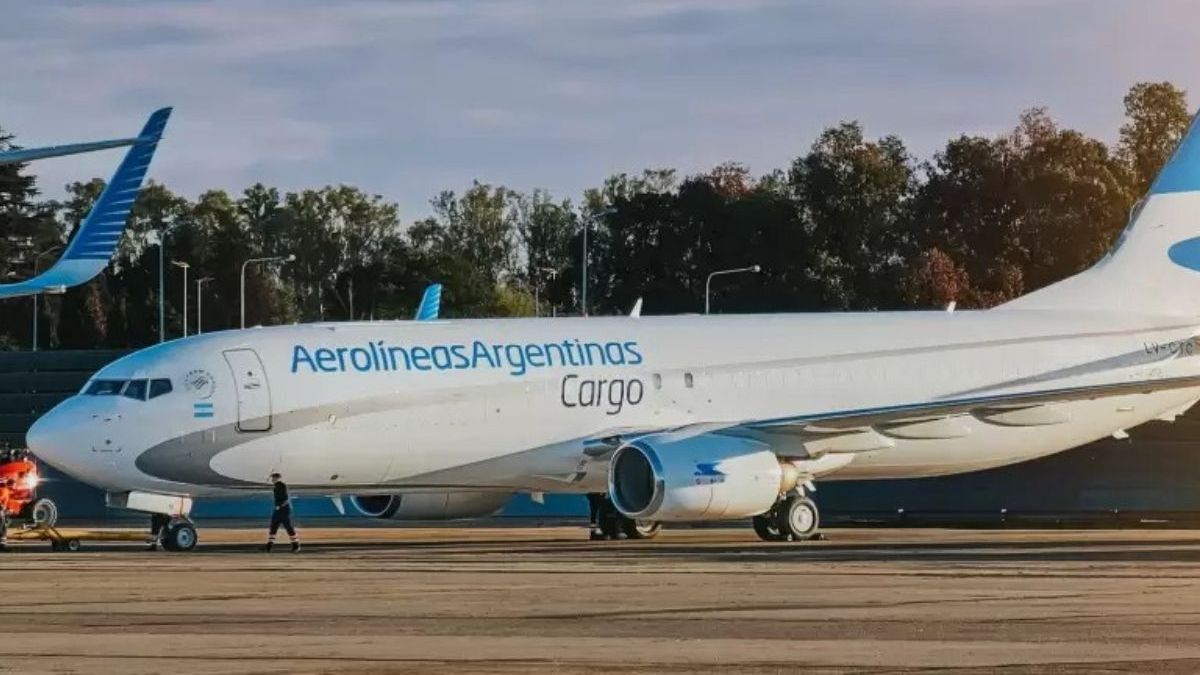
left=25, top=411, right=62, bottom=466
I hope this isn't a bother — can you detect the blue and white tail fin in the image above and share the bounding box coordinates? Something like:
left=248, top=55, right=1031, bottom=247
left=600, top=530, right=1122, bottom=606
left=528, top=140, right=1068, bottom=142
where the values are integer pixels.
left=0, top=108, right=171, bottom=299
left=414, top=283, right=442, bottom=320
left=1005, top=110, right=1200, bottom=315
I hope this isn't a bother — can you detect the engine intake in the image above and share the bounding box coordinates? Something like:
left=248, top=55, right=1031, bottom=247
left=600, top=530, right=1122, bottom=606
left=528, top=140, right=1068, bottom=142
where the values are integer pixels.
left=609, top=434, right=787, bottom=521
left=349, top=491, right=511, bottom=520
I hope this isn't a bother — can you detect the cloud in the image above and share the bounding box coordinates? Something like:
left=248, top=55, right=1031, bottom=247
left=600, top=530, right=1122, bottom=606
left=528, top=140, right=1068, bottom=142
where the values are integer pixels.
left=2, top=0, right=1198, bottom=216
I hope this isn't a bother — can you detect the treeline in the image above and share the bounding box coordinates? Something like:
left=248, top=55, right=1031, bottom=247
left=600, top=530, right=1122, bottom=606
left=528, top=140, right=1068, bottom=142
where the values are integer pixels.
left=0, top=82, right=1191, bottom=350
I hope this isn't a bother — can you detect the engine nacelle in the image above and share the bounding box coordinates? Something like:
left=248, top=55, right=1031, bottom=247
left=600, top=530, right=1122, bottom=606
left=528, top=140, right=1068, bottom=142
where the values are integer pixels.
left=349, top=491, right=511, bottom=520
left=608, top=434, right=786, bottom=521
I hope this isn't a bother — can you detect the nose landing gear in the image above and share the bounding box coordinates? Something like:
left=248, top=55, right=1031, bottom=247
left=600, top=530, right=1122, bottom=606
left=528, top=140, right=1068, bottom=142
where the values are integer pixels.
left=148, top=513, right=198, bottom=552
left=162, top=520, right=198, bottom=552
left=159, top=519, right=198, bottom=552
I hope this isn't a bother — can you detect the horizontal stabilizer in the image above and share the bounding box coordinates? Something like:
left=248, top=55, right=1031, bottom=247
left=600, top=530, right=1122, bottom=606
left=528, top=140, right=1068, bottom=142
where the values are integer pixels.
left=0, top=137, right=141, bottom=167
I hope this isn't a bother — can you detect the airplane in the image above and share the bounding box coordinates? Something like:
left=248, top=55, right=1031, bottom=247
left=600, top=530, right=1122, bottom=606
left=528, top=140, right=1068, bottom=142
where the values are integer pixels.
left=0, top=108, right=172, bottom=298
left=24, top=111, right=1200, bottom=552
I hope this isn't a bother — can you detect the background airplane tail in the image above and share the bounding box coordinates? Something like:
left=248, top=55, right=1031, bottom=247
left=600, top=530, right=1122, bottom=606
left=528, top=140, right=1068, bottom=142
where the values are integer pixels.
left=0, top=108, right=171, bottom=299
left=1004, top=111, right=1200, bottom=316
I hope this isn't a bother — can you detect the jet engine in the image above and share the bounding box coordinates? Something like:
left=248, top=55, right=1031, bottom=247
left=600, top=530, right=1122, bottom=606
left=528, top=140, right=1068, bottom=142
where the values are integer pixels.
left=608, top=434, right=793, bottom=521
left=349, top=491, right=512, bottom=520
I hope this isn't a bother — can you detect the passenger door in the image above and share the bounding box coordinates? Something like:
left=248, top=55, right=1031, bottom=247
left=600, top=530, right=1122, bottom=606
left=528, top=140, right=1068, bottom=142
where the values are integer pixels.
left=223, top=349, right=272, bottom=432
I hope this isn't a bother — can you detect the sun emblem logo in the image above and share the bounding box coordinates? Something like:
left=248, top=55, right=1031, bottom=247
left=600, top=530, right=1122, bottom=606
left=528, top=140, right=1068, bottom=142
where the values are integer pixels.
left=184, top=369, right=216, bottom=399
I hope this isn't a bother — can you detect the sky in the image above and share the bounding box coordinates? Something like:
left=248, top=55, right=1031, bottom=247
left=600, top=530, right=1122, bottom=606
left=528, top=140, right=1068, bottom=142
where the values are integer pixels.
left=3, top=0, right=1200, bottom=217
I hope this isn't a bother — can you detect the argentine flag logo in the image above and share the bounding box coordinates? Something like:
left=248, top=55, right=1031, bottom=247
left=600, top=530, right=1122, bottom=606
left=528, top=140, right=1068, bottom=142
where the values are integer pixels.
left=193, top=402, right=214, bottom=419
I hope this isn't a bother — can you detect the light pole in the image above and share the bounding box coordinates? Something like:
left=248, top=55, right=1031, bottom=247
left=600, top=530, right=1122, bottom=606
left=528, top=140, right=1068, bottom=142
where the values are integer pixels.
left=581, top=207, right=616, bottom=317
left=534, top=266, right=558, bottom=318
left=240, top=254, right=295, bottom=329
left=31, top=246, right=61, bottom=352
left=195, top=276, right=213, bottom=335
left=146, top=230, right=166, bottom=343
left=172, top=261, right=190, bottom=337
left=705, top=264, right=762, bottom=315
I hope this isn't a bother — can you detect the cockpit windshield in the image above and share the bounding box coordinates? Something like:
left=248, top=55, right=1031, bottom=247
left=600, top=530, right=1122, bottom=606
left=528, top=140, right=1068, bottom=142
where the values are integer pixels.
left=149, top=379, right=172, bottom=398
left=123, top=379, right=148, bottom=400
left=83, top=378, right=173, bottom=400
left=85, top=379, right=126, bottom=396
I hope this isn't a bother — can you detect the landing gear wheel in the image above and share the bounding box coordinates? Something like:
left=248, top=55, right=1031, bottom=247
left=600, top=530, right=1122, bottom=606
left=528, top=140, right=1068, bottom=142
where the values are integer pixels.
left=30, top=498, right=58, bottom=528
left=622, top=519, right=661, bottom=540
left=64, top=538, right=81, bottom=552
left=752, top=513, right=787, bottom=541
left=777, top=496, right=820, bottom=541
left=599, top=513, right=622, bottom=540
left=163, top=521, right=198, bottom=552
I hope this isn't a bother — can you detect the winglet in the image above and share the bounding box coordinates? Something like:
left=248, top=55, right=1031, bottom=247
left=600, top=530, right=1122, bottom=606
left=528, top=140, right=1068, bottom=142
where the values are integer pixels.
left=629, top=297, right=643, bottom=318
left=414, top=283, right=442, bottom=320
left=1150, top=110, right=1200, bottom=195
left=0, top=108, right=172, bottom=299
left=59, top=107, right=171, bottom=263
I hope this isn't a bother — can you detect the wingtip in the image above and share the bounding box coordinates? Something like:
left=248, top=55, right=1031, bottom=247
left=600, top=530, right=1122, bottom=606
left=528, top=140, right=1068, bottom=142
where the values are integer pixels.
left=138, top=107, right=173, bottom=143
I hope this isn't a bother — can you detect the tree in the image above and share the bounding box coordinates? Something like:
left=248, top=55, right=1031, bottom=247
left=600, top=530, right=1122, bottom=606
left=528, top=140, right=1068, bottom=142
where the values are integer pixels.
left=409, top=183, right=519, bottom=317
left=1120, top=82, right=1192, bottom=197
left=512, top=190, right=577, bottom=316
left=790, top=122, right=916, bottom=309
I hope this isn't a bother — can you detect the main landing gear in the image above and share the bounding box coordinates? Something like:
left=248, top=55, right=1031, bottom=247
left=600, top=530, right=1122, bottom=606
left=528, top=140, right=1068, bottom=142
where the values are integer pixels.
left=753, top=492, right=820, bottom=542
left=587, top=494, right=662, bottom=540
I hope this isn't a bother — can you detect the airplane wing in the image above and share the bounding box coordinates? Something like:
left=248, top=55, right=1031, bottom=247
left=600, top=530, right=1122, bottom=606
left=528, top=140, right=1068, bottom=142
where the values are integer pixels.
left=0, top=137, right=141, bottom=167
left=0, top=107, right=172, bottom=299
left=743, top=374, right=1200, bottom=436
left=571, top=371, right=1200, bottom=467
left=414, top=283, right=442, bottom=321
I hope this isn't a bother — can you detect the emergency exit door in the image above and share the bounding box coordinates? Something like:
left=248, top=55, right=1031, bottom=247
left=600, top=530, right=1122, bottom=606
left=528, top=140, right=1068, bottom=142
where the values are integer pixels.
left=223, top=348, right=272, bottom=432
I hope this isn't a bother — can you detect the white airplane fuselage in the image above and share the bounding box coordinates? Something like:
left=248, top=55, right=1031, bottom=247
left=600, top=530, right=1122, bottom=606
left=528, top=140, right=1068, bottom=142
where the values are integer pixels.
left=28, top=308, right=1200, bottom=500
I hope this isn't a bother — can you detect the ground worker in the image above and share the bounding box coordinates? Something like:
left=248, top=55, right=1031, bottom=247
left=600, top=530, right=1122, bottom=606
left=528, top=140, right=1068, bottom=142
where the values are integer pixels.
left=265, top=472, right=300, bottom=553
left=0, top=478, right=10, bottom=552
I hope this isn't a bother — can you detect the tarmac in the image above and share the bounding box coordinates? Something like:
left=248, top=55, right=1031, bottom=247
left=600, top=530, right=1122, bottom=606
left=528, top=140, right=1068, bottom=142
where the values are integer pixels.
left=2, top=525, right=1200, bottom=674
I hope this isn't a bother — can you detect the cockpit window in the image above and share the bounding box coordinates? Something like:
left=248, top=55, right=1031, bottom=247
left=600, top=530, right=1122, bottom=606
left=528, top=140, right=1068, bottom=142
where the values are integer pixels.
left=85, top=379, right=127, bottom=396
left=122, top=379, right=148, bottom=401
left=149, top=378, right=173, bottom=399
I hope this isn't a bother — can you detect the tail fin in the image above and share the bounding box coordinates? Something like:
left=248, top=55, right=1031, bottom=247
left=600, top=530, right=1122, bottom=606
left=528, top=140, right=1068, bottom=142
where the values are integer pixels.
left=0, top=108, right=171, bottom=299
left=414, top=283, right=442, bottom=320
left=1004, top=110, right=1200, bottom=315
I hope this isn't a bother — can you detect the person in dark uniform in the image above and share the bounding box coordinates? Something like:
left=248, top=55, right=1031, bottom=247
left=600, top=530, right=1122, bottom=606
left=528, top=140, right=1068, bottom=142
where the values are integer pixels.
left=265, top=472, right=300, bottom=553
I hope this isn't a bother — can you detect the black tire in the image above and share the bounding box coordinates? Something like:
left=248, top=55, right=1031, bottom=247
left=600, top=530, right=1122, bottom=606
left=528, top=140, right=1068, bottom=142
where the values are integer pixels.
left=30, top=498, right=58, bottom=528
left=621, top=519, right=661, bottom=540
left=599, top=513, right=622, bottom=540
left=65, top=539, right=81, bottom=552
left=164, top=522, right=198, bottom=552
left=776, top=496, right=820, bottom=541
left=752, top=514, right=787, bottom=541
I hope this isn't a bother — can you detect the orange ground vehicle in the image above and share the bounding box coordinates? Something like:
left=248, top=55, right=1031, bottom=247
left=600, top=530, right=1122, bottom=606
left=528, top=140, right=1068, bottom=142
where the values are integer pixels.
left=0, top=450, right=57, bottom=526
